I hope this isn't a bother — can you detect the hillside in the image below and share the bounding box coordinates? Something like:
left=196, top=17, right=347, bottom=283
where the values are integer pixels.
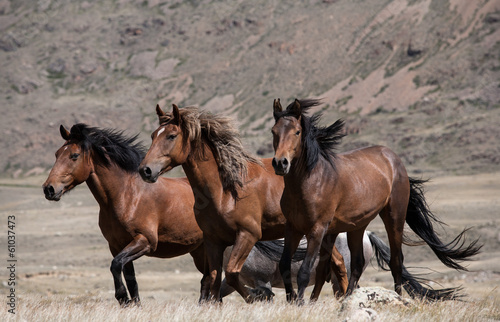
left=1, top=0, right=499, bottom=178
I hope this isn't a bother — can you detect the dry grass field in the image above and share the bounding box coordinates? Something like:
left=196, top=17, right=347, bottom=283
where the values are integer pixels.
left=1, top=172, right=499, bottom=321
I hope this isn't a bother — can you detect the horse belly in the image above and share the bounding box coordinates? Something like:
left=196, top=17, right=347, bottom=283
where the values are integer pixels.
left=150, top=242, right=199, bottom=258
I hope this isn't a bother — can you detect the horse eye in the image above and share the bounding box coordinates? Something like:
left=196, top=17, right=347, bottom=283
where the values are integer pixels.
left=70, top=153, right=80, bottom=160
left=167, top=134, right=177, bottom=140
left=295, top=130, right=301, bottom=135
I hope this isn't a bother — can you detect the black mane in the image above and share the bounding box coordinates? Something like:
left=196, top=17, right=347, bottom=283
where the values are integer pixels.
left=68, top=123, right=146, bottom=173
left=275, top=99, right=346, bottom=172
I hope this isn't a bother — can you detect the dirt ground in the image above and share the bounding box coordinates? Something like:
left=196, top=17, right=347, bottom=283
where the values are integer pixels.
left=1, top=172, right=499, bottom=306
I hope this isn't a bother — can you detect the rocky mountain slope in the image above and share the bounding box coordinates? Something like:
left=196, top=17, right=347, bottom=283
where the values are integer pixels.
left=1, top=0, right=499, bottom=178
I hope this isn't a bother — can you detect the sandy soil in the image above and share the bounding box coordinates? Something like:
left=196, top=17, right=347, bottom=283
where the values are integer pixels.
left=0, top=172, right=499, bottom=306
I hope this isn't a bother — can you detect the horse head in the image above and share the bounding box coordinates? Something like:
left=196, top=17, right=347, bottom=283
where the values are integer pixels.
left=271, top=98, right=304, bottom=175
left=139, top=104, right=190, bottom=183
left=42, top=125, right=93, bottom=201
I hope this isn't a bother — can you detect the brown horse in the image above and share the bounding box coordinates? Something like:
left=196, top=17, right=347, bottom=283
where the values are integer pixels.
left=138, top=105, right=291, bottom=302
left=271, top=98, right=482, bottom=303
left=42, top=124, right=205, bottom=306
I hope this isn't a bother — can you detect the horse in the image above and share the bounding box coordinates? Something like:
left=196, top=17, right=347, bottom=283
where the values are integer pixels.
left=271, top=98, right=482, bottom=303
left=223, top=231, right=461, bottom=301
left=42, top=123, right=206, bottom=306
left=138, top=104, right=349, bottom=303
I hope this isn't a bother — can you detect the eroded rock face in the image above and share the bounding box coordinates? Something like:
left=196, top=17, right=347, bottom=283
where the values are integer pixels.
left=341, top=287, right=414, bottom=321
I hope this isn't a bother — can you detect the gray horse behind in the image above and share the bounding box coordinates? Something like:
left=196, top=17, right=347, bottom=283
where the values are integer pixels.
left=222, top=231, right=461, bottom=301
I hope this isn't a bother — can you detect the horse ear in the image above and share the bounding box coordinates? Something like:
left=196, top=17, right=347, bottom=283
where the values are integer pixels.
left=172, top=104, right=182, bottom=125
left=60, top=125, right=71, bottom=140
left=273, top=98, right=282, bottom=119
left=156, top=104, right=166, bottom=117
left=290, top=99, right=301, bottom=118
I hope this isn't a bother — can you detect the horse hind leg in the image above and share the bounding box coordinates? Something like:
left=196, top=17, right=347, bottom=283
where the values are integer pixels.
left=309, top=235, right=333, bottom=302
left=331, top=242, right=348, bottom=297
left=310, top=233, right=348, bottom=301
left=379, top=202, right=406, bottom=295
left=346, top=227, right=368, bottom=296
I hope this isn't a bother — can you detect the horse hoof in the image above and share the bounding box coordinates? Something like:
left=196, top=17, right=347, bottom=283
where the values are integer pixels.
left=286, top=291, right=298, bottom=303
left=248, top=286, right=275, bottom=303
left=295, top=298, right=305, bottom=306
left=119, top=298, right=131, bottom=307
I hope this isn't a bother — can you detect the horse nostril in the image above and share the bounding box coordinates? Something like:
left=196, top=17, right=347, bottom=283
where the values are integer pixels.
left=44, top=185, right=55, bottom=197
left=282, top=158, right=289, bottom=167
left=272, top=158, right=278, bottom=169
left=140, top=166, right=152, bottom=179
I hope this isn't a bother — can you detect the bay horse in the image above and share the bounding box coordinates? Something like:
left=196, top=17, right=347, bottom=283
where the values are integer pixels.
left=223, top=231, right=461, bottom=301
left=138, top=105, right=348, bottom=302
left=271, top=98, right=482, bottom=303
left=42, top=123, right=206, bottom=306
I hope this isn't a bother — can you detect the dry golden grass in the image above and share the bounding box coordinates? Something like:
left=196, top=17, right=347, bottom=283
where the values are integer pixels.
left=2, top=292, right=499, bottom=322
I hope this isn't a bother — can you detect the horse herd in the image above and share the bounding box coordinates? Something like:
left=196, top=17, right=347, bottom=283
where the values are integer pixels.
left=42, top=98, right=481, bottom=306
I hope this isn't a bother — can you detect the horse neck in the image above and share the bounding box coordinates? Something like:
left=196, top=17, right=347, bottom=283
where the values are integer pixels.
left=286, top=152, right=337, bottom=194
left=85, top=158, right=134, bottom=210
left=181, top=143, right=226, bottom=204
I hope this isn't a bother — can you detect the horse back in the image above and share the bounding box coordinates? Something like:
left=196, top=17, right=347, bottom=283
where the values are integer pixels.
left=330, top=145, right=409, bottom=231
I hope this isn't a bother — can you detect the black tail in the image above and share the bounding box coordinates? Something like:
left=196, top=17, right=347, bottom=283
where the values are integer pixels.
left=368, top=231, right=463, bottom=301
left=405, top=177, right=482, bottom=271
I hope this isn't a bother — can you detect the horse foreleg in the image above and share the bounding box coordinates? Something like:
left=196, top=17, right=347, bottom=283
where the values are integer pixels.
left=297, top=225, right=327, bottom=304
left=279, top=222, right=303, bottom=303
left=123, top=262, right=140, bottom=305
left=310, top=233, right=337, bottom=301
left=204, top=239, right=224, bottom=303
left=110, top=235, right=151, bottom=306
left=188, top=243, right=211, bottom=304
left=225, top=231, right=259, bottom=303
left=346, top=228, right=367, bottom=296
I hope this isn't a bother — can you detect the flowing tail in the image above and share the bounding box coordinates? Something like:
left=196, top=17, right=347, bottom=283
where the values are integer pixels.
left=405, top=178, right=482, bottom=271
left=368, top=231, right=462, bottom=301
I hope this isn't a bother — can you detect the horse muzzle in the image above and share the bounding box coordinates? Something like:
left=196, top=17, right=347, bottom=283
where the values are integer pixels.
left=42, top=184, right=63, bottom=201
left=139, top=165, right=160, bottom=183
left=272, top=157, right=290, bottom=176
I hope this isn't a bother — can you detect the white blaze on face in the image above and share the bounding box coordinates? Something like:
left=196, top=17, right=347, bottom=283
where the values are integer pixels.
left=156, top=127, right=165, bottom=138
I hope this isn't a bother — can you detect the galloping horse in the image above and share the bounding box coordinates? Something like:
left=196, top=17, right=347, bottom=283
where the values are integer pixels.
left=138, top=105, right=294, bottom=302
left=42, top=124, right=205, bottom=306
left=271, top=98, right=482, bottom=303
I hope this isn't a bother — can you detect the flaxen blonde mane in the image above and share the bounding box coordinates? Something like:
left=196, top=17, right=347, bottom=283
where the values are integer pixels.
left=160, top=106, right=261, bottom=199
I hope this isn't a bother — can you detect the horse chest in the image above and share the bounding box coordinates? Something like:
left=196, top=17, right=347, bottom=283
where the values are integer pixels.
left=98, top=210, right=134, bottom=245
left=195, top=207, right=238, bottom=243
left=281, top=198, right=317, bottom=230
